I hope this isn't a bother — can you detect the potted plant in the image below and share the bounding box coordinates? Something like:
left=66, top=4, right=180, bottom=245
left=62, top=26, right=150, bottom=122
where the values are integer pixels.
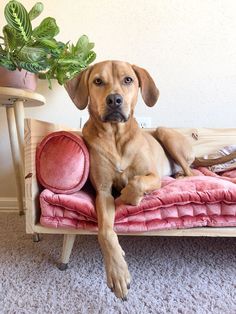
left=0, top=0, right=96, bottom=90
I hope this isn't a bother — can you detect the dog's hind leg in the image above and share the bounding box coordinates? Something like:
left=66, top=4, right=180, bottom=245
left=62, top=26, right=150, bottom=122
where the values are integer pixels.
left=153, top=127, right=195, bottom=177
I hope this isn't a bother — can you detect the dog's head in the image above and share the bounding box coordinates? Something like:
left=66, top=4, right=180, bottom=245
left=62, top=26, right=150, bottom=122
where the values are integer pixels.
left=65, top=60, right=159, bottom=123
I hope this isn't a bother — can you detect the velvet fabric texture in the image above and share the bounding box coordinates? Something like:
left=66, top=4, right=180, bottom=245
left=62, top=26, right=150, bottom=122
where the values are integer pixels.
left=36, top=131, right=89, bottom=194
left=40, top=169, right=236, bottom=233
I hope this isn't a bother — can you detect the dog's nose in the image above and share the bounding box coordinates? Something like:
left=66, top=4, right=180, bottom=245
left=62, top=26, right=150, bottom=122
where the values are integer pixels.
left=106, top=94, right=123, bottom=108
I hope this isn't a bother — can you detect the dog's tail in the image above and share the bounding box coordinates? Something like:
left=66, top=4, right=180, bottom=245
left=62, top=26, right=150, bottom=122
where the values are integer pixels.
left=192, top=151, right=236, bottom=167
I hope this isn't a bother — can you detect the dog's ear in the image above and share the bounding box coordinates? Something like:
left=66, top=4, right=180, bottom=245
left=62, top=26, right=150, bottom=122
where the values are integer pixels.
left=132, top=65, right=159, bottom=107
left=64, top=67, right=92, bottom=110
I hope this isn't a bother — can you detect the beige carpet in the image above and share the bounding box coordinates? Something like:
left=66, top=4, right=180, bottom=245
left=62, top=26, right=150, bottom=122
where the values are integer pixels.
left=0, top=213, right=235, bottom=314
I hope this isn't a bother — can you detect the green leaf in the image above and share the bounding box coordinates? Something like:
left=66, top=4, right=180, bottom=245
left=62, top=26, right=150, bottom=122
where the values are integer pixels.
left=18, top=60, right=48, bottom=73
left=17, top=46, right=47, bottom=62
left=0, top=55, right=16, bottom=70
left=73, top=36, right=95, bottom=60
left=57, top=59, right=86, bottom=65
left=32, top=17, right=59, bottom=39
left=56, top=70, right=65, bottom=85
left=55, top=62, right=87, bottom=85
left=3, top=25, right=25, bottom=50
left=37, top=38, right=60, bottom=50
left=85, top=51, right=96, bottom=65
left=87, top=42, right=95, bottom=50
left=2, top=25, right=11, bottom=51
left=28, top=2, right=44, bottom=21
left=76, top=35, right=89, bottom=50
left=4, top=0, right=32, bottom=42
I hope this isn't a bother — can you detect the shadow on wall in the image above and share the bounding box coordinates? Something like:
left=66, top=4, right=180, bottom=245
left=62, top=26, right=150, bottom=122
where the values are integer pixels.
left=0, top=109, right=17, bottom=197
left=36, top=79, right=60, bottom=98
left=0, top=168, right=17, bottom=197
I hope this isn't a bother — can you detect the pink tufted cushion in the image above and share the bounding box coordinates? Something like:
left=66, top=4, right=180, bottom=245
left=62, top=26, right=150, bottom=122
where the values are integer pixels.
left=36, top=131, right=89, bottom=194
left=40, top=169, right=236, bottom=232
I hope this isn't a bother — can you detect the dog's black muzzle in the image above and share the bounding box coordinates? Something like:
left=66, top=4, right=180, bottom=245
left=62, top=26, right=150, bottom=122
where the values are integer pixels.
left=102, top=93, right=128, bottom=123
left=106, top=93, right=123, bottom=109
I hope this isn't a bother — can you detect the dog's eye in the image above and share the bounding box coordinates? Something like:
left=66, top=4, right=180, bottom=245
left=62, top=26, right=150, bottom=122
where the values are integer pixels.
left=93, top=78, right=103, bottom=86
left=123, top=76, right=133, bottom=85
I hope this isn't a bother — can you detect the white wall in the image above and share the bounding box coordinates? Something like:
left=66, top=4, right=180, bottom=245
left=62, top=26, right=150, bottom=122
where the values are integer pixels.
left=0, top=0, right=236, bottom=197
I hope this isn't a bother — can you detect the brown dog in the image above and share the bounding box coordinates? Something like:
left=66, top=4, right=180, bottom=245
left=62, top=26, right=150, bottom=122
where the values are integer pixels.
left=65, top=60, right=195, bottom=300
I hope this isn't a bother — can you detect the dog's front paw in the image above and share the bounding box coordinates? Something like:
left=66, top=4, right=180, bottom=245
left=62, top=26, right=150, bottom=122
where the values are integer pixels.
left=120, top=180, right=143, bottom=206
left=105, top=253, right=131, bottom=300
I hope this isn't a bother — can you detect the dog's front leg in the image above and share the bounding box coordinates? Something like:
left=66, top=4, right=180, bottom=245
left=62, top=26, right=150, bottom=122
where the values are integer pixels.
left=96, top=190, right=131, bottom=300
left=120, top=173, right=161, bottom=205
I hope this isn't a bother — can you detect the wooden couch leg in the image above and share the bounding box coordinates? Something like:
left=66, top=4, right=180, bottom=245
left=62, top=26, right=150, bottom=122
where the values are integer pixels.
left=32, top=233, right=40, bottom=242
left=58, top=234, right=76, bottom=271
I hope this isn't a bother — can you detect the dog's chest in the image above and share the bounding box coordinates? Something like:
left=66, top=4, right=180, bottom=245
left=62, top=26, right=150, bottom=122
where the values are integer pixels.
left=113, top=164, right=135, bottom=191
left=112, top=153, right=151, bottom=191
left=85, top=127, right=156, bottom=190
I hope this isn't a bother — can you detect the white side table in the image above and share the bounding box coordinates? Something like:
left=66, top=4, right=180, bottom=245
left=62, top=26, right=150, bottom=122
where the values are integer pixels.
left=0, top=87, right=45, bottom=215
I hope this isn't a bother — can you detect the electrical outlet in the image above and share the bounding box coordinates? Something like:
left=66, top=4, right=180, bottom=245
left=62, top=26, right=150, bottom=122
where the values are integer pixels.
left=79, top=115, right=89, bottom=128
left=135, top=117, right=152, bottom=128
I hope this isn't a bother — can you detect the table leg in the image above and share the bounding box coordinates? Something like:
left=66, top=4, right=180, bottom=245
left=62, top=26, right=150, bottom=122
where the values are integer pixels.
left=14, top=99, right=25, bottom=188
left=6, top=106, right=24, bottom=215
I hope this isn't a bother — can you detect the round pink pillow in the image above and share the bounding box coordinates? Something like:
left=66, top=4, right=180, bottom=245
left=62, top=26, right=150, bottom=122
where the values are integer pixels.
left=36, top=131, right=89, bottom=194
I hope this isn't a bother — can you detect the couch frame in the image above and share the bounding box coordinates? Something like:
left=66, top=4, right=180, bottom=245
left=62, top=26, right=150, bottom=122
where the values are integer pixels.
left=24, top=119, right=236, bottom=269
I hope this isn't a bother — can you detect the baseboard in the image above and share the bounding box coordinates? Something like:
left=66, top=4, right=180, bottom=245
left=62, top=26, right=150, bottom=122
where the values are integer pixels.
left=0, top=197, right=20, bottom=212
